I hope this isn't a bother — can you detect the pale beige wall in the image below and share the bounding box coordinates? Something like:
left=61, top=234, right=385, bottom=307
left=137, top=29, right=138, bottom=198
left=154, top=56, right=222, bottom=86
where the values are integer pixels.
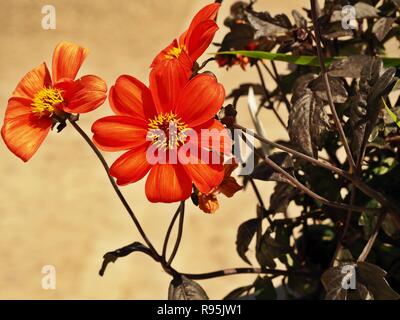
left=0, top=0, right=308, bottom=299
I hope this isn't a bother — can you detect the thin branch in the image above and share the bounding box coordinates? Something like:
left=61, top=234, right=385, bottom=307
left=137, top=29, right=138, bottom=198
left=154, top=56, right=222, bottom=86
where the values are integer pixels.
left=260, top=60, right=278, bottom=82
left=271, top=211, right=326, bottom=227
left=249, top=179, right=268, bottom=247
left=255, top=148, right=377, bottom=214
left=330, top=187, right=356, bottom=266
left=358, top=212, right=387, bottom=262
left=69, top=119, right=160, bottom=258
left=254, top=61, right=288, bottom=131
left=162, top=203, right=182, bottom=260
left=183, top=267, right=317, bottom=280
left=234, top=123, right=345, bottom=176
left=247, top=135, right=367, bottom=213
left=268, top=102, right=288, bottom=131
left=250, top=179, right=266, bottom=209
left=235, top=123, right=400, bottom=225
left=266, top=60, right=292, bottom=112
left=167, top=201, right=186, bottom=266
left=310, top=0, right=356, bottom=172
left=196, top=58, right=216, bottom=73
left=255, top=62, right=270, bottom=100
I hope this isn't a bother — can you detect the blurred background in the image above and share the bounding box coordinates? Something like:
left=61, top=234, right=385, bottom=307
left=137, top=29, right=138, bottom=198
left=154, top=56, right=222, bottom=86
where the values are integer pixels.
left=0, top=0, right=341, bottom=299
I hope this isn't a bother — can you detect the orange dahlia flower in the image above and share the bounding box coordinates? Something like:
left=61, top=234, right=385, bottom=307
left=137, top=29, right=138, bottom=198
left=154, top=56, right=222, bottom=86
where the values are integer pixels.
left=1, top=42, right=107, bottom=162
left=151, top=3, right=220, bottom=70
left=150, top=3, right=220, bottom=114
left=92, top=72, right=231, bottom=203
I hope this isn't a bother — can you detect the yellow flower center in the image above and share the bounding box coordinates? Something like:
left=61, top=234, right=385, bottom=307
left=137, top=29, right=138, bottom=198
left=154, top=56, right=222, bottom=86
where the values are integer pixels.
left=31, top=87, right=64, bottom=118
left=165, top=44, right=186, bottom=60
left=147, top=112, right=189, bottom=150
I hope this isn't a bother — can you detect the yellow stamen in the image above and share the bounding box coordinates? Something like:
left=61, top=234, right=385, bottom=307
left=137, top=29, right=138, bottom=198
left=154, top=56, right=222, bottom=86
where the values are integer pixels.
left=147, top=112, right=189, bottom=150
left=31, top=87, right=64, bottom=118
left=165, top=44, right=186, bottom=60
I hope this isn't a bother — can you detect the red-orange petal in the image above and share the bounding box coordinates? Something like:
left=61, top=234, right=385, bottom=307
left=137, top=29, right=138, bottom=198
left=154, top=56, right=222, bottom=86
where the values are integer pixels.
left=52, top=42, right=88, bottom=83
left=145, top=164, right=192, bottom=203
left=149, top=58, right=192, bottom=114
left=92, top=116, right=148, bottom=151
left=3, top=97, right=32, bottom=120
left=180, top=3, right=221, bottom=45
left=190, top=3, right=220, bottom=26
left=54, top=78, right=75, bottom=101
left=176, top=73, right=225, bottom=127
left=12, top=63, right=52, bottom=99
left=150, top=40, right=176, bottom=68
left=63, top=75, right=107, bottom=114
left=109, top=144, right=152, bottom=186
left=192, top=119, right=232, bottom=155
left=2, top=98, right=52, bottom=162
left=109, top=75, right=156, bottom=121
left=186, top=19, right=219, bottom=62
left=151, top=39, right=193, bottom=69
left=183, top=154, right=224, bottom=194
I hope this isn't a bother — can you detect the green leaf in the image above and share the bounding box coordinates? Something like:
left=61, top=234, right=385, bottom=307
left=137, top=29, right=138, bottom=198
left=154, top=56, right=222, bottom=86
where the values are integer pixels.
left=214, top=51, right=400, bottom=68
left=383, top=97, right=400, bottom=128
left=216, top=50, right=331, bottom=67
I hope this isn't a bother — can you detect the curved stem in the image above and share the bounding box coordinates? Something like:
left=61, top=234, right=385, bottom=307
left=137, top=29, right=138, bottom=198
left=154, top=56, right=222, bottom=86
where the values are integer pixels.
left=183, top=267, right=316, bottom=280
left=255, top=62, right=287, bottom=131
left=255, top=62, right=270, bottom=99
left=162, top=203, right=182, bottom=260
left=250, top=179, right=266, bottom=209
left=257, top=149, right=376, bottom=214
left=249, top=179, right=266, bottom=248
left=358, top=212, right=387, bottom=262
left=69, top=119, right=160, bottom=258
left=266, top=60, right=292, bottom=112
left=234, top=123, right=345, bottom=176
left=260, top=60, right=278, bottom=82
left=235, top=123, right=400, bottom=224
left=167, top=201, right=185, bottom=266
left=240, top=124, right=379, bottom=213
left=330, top=188, right=356, bottom=266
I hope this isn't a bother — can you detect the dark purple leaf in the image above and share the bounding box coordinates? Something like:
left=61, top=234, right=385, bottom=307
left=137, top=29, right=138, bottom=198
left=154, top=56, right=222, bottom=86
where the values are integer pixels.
left=224, top=285, right=253, bottom=300
left=254, top=276, right=277, bottom=300
left=373, top=17, right=396, bottom=42
left=236, top=218, right=262, bottom=265
left=322, top=262, right=400, bottom=300
left=99, top=242, right=154, bottom=276
left=328, top=56, right=374, bottom=78
left=289, top=88, right=330, bottom=157
left=168, top=275, right=209, bottom=300
left=246, top=12, right=289, bottom=39
left=310, top=75, right=348, bottom=104
left=248, top=152, right=294, bottom=183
